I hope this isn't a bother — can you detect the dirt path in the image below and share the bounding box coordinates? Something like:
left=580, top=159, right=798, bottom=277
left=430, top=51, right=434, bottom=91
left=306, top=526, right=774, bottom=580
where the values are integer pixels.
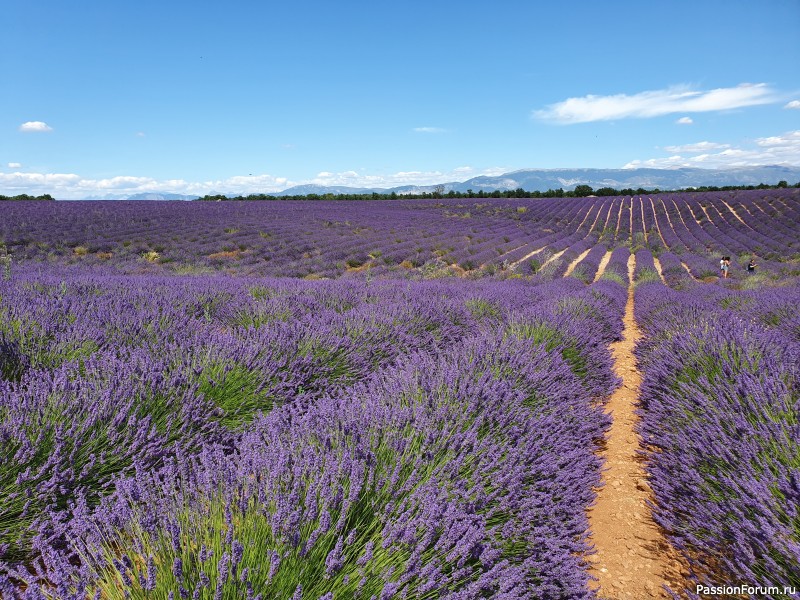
left=541, top=247, right=566, bottom=269
left=587, top=255, right=688, bottom=598
left=639, top=199, right=648, bottom=244
left=657, top=198, right=682, bottom=246
left=613, top=198, right=624, bottom=240
left=670, top=199, right=703, bottom=249
left=564, top=247, right=592, bottom=277
left=593, top=250, right=612, bottom=282
left=647, top=198, right=669, bottom=250
left=720, top=199, right=749, bottom=228
left=680, top=261, right=697, bottom=281
left=628, top=197, right=634, bottom=241
left=652, top=256, right=667, bottom=284
left=510, top=245, right=546, bottom=270
left=574, top=201, right=600, bottom=235
left=588, top=201, right=606, bottom=234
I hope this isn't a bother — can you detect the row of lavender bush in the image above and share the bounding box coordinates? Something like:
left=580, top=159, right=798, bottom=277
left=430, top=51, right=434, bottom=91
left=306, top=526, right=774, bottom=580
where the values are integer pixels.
left=633, top=275, right=800, bottom=597
left=1, top=269, right=625, bottom=598
left=2, top=190, right=797, bottom=279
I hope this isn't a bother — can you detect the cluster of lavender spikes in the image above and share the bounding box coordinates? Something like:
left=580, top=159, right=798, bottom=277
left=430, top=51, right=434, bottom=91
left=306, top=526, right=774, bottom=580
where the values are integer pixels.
left=1, top=190, right=798, bottom=598
left=1, top=189, right=798, bottom=280
left=634, top=281, right=800, bottom=596
left=0, top=267, right=626, bottom=598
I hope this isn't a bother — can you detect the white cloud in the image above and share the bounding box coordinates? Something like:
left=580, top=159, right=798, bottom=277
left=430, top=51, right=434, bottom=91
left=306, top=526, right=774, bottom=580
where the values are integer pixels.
left=663, top=141, right=730, bottom=153
left=624, top=130, right=800, bottom=169
left=19, top=121, right=53, bottom=132
left=413, top=127, right=447, bottom=133
left=0, top=166, right=507, bottom=199
left=307, top=166, right=508, bottom=189
left=676, top=116, right=693, bottom=125
left=7, top=162, right=22, bottom=169
left=784, top=100, right=800, bottom=110
left=534, top=83, right=778, bottom=124
left=756, top=131, right=800, bottom=147
left=135, top=132, right=146, bottom=137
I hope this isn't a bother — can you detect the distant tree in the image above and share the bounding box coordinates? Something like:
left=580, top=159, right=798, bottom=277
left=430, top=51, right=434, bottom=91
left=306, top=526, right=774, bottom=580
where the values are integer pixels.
left=596, top=187, right=618, bottom=196
left=0, top=193, right=55, bottom=201
left=573, top=185, right=594, bottom=197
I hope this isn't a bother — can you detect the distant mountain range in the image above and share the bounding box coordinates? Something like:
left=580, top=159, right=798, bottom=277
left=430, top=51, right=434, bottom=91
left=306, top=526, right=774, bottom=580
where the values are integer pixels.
left=78, top=165, right=800, bottom=200
left=82, top=192, right=202, bottom=201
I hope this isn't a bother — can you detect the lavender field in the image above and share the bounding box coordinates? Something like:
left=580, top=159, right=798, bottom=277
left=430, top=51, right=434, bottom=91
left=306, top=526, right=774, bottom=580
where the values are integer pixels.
left=0, top=189, right=799, bottom=599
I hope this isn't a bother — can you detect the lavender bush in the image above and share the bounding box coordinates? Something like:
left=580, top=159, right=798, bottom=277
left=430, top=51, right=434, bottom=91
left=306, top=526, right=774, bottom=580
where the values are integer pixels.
left=6, top=331, right=613, bottom=599
left=635, top=281, right=800, bottom=596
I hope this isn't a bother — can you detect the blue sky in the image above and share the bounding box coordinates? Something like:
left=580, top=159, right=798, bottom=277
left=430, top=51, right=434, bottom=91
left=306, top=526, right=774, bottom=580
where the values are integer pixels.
left=2, top=0, right=799, bottom=198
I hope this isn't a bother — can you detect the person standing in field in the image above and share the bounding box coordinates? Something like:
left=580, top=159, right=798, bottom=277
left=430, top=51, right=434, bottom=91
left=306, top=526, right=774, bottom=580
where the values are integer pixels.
left=747, top=258, right=756, bottom=272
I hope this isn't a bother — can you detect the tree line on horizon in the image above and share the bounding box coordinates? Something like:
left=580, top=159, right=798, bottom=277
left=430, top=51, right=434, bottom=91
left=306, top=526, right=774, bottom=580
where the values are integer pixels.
left=2, top=181, right=797, bottom=202
left=195, top=180, right=798, bottom=202
left=0, top=193, right=55, bottom=202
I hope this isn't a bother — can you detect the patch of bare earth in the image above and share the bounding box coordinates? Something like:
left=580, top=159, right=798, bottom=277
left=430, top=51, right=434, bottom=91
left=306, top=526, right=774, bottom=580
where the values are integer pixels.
left=565, top=247, right=592, bottom=277
left=652, top=256, right=667, bottom=284
left=680, top=262, right=697, bottom=281
left=510, top=245, right=546, bottom=270
left=541, top=247, right=566, bottom=268
left=207, top=249, right=242, bottom=260
left=587, top=255, right=689, bottom=599
left=593, top=250, right=612, bottom=282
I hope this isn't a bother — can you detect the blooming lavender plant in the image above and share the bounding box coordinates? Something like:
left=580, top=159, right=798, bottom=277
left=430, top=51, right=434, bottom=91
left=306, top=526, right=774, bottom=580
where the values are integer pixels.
left=635, top=281, right=800, bottom=596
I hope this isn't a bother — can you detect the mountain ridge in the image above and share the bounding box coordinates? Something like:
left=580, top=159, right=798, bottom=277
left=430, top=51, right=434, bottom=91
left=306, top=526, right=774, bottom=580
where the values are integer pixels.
left=74, top=165, right=800, bottom=200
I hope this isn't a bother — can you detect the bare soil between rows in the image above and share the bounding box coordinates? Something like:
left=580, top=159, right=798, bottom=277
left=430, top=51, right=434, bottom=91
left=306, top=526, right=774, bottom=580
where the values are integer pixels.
left=587, top=255, right=689, bottom=599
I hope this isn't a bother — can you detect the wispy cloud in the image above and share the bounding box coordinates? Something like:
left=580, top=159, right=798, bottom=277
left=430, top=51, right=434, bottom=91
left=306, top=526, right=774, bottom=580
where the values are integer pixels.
left=19, top=121, right=53, bottom=132
left=309, top=166, right=505, bottom=188
left=7, top=162, right=22, bottom=169
left=663, top=141, right=730, bottom=153
left=676, top=116, right=693, bottom=125
left=624, top=130, right=800, bottom=169
left=534, top=83, right=778, bottom=124
left=785, top=100, right=800, bottom=110
left=0, top=166, right=507, bottom=199
left=412, top=127, right=447, bottom=133
left=756, top=131, right=800, bottom=147
left=135, top=131, right=146, bottom=137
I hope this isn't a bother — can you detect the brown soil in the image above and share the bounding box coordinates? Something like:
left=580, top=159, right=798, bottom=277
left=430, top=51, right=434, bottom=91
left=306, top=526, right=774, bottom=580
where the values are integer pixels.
left=565, top=247, right=593, bottom=277
left=593, top=250, right=612, bottom=282
left=647, top=198, right=669, bottom=249
left=207, top=249, right=241, bottom=260
left=614, top=198, right=624, bottom=239
left=449, top=263, right=467, bottom=276
left=657, top=198, right=680, bottom=245
left=680, top=262, right=697, bottom=281
left=510, top=245, right=546, bottom=270
left=651, top=256, right=667, bottom=284
left=720, top=200, right=751, bottom=229
left=345, top=261, right=373, bottom=273
left=541, top=247, right=567, bottom=268
left=587, top=255, right=689, bottom=599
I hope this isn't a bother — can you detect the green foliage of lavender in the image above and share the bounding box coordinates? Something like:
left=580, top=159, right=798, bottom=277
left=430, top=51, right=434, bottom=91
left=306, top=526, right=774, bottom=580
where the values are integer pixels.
left=0, top=271, right=626, bottom=598
left=0, top=351, right=225, bottom=562
left=635, top=281, right=800, bottom=596
left=0, top=189, right=798, bottom=598
left=22, top=333, right=610, bottom=598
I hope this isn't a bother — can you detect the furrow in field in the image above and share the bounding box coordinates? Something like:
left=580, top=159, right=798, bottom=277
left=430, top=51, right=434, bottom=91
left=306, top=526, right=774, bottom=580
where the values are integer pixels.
left=652, top=255, right=667, bottom=284
left=564, top=247, right=592, bottom=277
left=593, top=250, right=612, bottom=282
left=588, top=254, right=689, bottom=599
